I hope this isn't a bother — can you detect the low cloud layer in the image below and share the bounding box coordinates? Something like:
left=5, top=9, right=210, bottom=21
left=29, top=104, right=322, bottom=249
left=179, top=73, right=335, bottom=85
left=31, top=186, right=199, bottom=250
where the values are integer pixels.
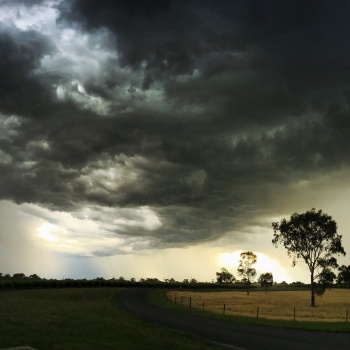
left=1, top=0, right=350, bottom=257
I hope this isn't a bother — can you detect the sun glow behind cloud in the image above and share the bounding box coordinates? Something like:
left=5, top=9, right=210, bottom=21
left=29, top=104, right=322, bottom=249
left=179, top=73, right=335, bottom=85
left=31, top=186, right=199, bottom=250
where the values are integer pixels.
left=218, top=250, right=289, bottom=282
left=38, top=222, right=57, bottom=242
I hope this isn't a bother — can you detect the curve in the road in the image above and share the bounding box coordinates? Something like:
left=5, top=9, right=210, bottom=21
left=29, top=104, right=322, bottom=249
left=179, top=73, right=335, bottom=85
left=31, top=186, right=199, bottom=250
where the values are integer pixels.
left=114, top=288, right=350, bottom=350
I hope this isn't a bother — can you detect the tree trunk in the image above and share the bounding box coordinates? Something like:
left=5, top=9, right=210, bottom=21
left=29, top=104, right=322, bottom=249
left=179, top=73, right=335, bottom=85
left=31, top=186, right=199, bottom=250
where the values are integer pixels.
left=311, top=272, right=315, bottom=307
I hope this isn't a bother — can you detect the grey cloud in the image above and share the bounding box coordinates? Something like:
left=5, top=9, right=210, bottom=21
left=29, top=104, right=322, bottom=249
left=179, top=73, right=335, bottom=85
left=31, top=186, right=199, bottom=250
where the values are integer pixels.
left=0, top=0, right=45, bottom=6
left=0, top=26, right=54, bottom=118
left=59, top=0, right=350, bottom=131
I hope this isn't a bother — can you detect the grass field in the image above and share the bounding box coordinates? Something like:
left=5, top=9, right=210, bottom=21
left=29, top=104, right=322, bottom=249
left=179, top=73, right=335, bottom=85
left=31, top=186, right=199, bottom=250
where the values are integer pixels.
left=0, top=288, right=224, bottom=350
left=167, top=289, right=350, bottom=322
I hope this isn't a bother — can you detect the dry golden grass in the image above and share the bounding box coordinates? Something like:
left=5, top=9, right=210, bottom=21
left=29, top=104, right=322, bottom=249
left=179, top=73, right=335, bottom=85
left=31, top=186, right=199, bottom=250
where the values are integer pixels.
left=167, top=289, right=350, bottom=322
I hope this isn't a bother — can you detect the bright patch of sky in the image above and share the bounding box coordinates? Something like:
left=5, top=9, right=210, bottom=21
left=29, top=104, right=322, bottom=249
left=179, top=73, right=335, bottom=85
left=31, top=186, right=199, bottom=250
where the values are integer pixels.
left=0, top=0, right=60, bottom=33
left=0, top=113, right=22, bottom=141
left=19, top=201, right=162, bottom=257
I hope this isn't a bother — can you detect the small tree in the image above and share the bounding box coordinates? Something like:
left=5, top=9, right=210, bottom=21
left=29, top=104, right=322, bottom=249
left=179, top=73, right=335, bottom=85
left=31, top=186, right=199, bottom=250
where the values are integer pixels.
left=258, top=272, right=273, bottom=292
left=28, top=274, right=41, bottom=280
left=337, top=265, right=350, bottom=285
left=237, top=251, right=257, bottom=295
left=272, top=208, right=346, bottom=307
left=12, top=273, right=26, bottom=280
left=216, top=267, right=235, bottom=284
left=315, top=267, right=336, bottom=297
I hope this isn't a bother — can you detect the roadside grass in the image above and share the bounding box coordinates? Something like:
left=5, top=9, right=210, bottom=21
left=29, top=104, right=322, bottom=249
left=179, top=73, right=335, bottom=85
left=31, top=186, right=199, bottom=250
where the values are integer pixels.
left=150, top=289, right=350, bottom=333
left=0, top=288, right=225, bottom=350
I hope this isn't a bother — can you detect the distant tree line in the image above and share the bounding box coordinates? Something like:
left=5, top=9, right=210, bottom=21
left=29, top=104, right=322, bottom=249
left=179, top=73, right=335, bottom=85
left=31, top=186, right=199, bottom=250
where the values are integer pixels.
left=215, top=266, right=350, bottom=288
left=216, top=260, right=350, bottom=295
left=2, top=262, right=350, bottom=291
left=0, top=273, right=251, bottom=290
left=1, top=270, right=349, bottom=291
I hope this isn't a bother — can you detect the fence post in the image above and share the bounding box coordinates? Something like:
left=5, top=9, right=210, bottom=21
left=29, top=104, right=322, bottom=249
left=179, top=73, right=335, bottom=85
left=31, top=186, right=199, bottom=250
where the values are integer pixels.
left=223, top=304, right=226, bottom=315
left=190, top=297, right=192, bottom=308
left=294, top=308, right=296, bottom=322
left=346, top=309, right=349, bottom=323
left=202, top=301, right=204, bottom=310
left=257, top=306, right=259, bottom=319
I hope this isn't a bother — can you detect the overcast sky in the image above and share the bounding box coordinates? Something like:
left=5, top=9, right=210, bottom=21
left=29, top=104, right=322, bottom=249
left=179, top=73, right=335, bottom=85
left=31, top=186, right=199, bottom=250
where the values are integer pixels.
left=1, top=0, right=350, bottom=283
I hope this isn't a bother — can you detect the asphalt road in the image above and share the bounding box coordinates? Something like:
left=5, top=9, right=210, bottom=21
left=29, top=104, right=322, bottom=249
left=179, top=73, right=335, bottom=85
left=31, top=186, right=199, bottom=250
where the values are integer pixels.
left=114, top=288, right=350, bottom=350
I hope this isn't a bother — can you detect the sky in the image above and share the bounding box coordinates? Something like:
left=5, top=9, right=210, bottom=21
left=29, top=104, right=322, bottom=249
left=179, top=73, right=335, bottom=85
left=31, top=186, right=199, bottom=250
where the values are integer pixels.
left=1, top=0, right=350, bottom=283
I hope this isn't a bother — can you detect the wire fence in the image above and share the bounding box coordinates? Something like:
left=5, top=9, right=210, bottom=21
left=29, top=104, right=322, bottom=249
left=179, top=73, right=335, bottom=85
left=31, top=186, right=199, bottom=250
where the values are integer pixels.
left=167, top=291, right=350, bottom=323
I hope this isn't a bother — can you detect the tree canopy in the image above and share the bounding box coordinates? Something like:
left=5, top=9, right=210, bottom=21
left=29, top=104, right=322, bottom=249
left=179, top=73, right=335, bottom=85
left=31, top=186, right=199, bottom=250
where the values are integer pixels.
left=258, top=272, right=273, bottom=291
left=216, top=267, right=235, bottom=284
left=272, top=208, right=346, bottom=306
left=337, top=265, right=350, bottom=285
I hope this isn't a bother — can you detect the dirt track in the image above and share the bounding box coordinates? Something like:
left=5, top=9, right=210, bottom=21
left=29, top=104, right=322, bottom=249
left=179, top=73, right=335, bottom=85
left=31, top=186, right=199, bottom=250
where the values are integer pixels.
left=114, top=288, right=350, bottom=350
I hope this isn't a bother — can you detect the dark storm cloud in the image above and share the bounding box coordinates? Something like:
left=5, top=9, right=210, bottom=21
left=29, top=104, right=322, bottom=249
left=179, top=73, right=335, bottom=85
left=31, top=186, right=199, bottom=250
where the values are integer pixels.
left=61, top=0, right=350, bottom=126
left=0, top=26, right=54, bottom=118
left=2, top=0, right=350, bottom=251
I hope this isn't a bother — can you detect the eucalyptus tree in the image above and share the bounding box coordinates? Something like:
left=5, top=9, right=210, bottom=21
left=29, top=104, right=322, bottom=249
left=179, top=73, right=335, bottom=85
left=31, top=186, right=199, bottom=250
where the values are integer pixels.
left=237, top=251, right=257, bottom=295
left=272, top=208, right=345, bottom=306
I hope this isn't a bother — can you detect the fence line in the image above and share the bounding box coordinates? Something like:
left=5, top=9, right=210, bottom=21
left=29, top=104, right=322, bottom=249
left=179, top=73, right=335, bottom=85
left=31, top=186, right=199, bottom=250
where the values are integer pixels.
left=168, top=293, right=350, bottom=323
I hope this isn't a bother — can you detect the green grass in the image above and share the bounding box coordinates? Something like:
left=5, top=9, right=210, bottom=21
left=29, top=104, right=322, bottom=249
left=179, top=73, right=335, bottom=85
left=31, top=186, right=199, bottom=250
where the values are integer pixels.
left=0, top=288, right=225, bottom=349
left=150, top=289, right=350, bottom=333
